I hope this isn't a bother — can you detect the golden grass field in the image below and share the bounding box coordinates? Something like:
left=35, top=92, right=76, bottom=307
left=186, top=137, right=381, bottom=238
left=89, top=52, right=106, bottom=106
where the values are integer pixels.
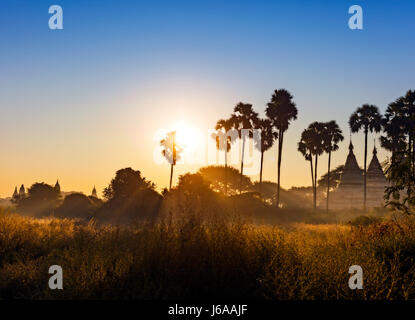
left=1, top=210, right=415, bottom=300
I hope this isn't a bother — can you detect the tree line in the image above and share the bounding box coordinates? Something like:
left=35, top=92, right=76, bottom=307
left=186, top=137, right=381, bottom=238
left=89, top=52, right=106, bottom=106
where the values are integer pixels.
left=160, top=88, right=415, bottom=213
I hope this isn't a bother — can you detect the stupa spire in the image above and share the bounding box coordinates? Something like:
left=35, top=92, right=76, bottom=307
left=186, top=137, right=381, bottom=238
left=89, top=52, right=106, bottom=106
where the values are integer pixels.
left=349, top=133, right=354, bottom=152
left=91, top=186, right=97, bottom=198
left=54, top=180, right=61, bottom=193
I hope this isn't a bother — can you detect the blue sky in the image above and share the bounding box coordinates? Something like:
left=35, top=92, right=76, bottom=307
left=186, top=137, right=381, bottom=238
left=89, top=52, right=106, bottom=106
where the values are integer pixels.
left=0, top=0, right=414, bottom=196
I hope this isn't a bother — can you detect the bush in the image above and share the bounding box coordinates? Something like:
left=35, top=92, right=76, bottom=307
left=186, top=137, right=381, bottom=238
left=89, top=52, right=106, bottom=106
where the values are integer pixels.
left=348, top=215, right=382, bottom=227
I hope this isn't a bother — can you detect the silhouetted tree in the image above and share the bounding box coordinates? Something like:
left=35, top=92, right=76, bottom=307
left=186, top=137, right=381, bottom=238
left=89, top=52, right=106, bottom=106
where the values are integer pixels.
left=230, top=103, right=258, bottom=191
left=103, top=167, right=155, bottom=200
left=213, top=118, right=235, bottom=196
left=56, top=193, right=100, bottom=219
left=317, top=165, right=344, bottom=190
left=16, top=183, right=60, bottom=216
left=298, top=134, right=314, bottom=193
left=266, top=89, right=298, bottom=207
left=100, top=168, right=161, bottom=224
left=298, top=122, right=325, bottom=209
left=322, top=121, right=344, bottom=212
left=176, top=173, right=217, bottom=204
left=382, top=90, right=415, bottom=166
left=162, top=172, right=223, bottom=219
left=349, top=104, right=382, bottom=210
left=381, top=90, right=415, bottom=213
left=198, top=165, right=252, bottom=196
left=160, top=131, right=183, bottom=190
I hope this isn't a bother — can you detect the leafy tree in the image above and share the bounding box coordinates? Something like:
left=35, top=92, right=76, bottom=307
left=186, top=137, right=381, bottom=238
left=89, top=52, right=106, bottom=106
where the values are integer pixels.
left=322, top=121, right=344, bottom=212
left=103, top=167, right=155, bottom=200
left=349, top=104, right=382, bottom=211
left=100, top=168, right=161, bottom=223
left=317, top=165, right=344, bottom=190
left=175, top=173, right=217, bottom=203
left=16, top=182, right=60, bottom=216
left=56, top=193, right=100, bottom=219
left=198, top=165, right=252, bottom=196
left=266, top=89, right=298, bottom=207
left=381, top=90, right=415, bottom=213
left=381, top=90, right=415, bottom=173
left=165, top=173, right=222, bottom=218
left=160, top=131, right=183, bottom=190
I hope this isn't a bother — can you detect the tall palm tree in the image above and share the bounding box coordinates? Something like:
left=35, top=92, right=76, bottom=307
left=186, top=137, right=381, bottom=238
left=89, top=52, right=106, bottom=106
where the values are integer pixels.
left=382, top=90, right=415, bottom=166
left=254, top=118, right=276, bottom=193
left=160, top=131, right=183, bottom=190
left=213, top=118, right=233, bottom=196
left=304, top=122, right=325, bottom=209
left=298, top=131, right=314, bottom=196
left=349, top=104, right=382, bottom=210
left=230, top=102, right=258, bottom=191
left=322, top=121, right=344, bottom=213
left=266, top=89, right=298, bottom=207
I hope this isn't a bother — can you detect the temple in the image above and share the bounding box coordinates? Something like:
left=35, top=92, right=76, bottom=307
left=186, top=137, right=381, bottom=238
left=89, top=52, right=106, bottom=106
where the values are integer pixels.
left=91, top=186, right=97, bottom=198
left=366, top=145, right=387, bottom=207
left=323, top=142, right=387, bottom=210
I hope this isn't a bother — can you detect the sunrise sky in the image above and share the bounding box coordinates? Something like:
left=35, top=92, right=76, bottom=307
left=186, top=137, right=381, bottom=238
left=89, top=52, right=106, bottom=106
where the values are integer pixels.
left=1, top=0, right=414, bottom=197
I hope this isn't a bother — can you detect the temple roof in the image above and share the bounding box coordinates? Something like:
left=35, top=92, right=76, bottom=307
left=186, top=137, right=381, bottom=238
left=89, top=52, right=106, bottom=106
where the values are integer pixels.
left=338, top=141, right=363, bottom=188
left=344, top=142, right=361, bottom=172
left=367, top=145, right=386, bottom=180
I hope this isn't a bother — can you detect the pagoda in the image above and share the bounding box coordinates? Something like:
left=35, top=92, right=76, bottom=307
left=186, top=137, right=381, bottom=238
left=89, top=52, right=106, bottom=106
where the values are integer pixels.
left=328, top=141, right=364, bottom=210
left=366, top=145, right=387, bottom=207
left=323, top=141, right=387, bottom=210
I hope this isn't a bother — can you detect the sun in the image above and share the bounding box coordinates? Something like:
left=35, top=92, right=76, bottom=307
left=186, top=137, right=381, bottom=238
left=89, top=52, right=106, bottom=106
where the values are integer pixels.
left=173, top=121, right=203, bottom=155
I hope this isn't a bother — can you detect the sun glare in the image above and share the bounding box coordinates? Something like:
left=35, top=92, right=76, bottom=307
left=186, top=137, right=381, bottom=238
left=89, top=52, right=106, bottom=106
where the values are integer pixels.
left=173, top=121, right=203, bottom=154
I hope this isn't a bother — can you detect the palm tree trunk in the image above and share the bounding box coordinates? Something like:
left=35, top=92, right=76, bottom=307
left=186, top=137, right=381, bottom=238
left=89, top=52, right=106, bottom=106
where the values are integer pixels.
left=170, top=132, right=176, bottom=191
left=225, top=149, right=228, bottom=196
left=260, top=150, right=264, bottom=195
left=310, top=156, right=314, bottom=191
left=314, top=154, right=318, bottom=210
left=309, top=155, right=314, bottom=207
left=364, top=130, right=368, bottom=211
left=169, top=163, right=174, bottom=191
left=276, top=130, right=284, bottom=207
left=240, top=133, right=246, bottom=194
left=326, top=150, right=331, bottom=213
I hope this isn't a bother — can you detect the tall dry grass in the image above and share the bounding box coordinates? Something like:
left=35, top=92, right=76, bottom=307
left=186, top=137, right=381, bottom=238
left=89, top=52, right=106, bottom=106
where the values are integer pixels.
left=1, top=210, right=415, bottom=300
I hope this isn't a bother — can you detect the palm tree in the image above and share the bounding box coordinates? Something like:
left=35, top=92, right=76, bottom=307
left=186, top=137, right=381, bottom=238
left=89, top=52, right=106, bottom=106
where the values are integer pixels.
left=381, top=90, right=415, bottom=204
left=266, top=89, right=298, bottom=207
left=298, top=122, right=325, bottom=209
left=382, top=90, right=415, bottom=166
left=160, top=131, right=183, bottom=190
left=230, top=102, right=258, bottom=191
left=322, top=121, right=344, bottom=213
left=298, top=132, right=314, bottom=196
left=349, top=104, right=382, bottom=210
left=213, top=118, right=234, bottom=195
left=254, top=118, right=276, bottom=191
